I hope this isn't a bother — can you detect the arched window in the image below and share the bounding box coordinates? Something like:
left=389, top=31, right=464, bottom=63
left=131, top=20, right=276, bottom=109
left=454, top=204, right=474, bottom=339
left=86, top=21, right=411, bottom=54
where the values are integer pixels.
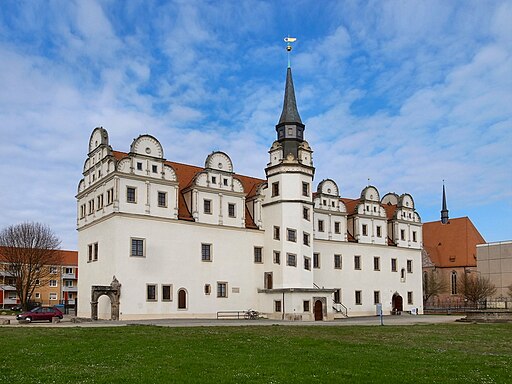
left=178, top=289, right=187, bottom=309
left=451, top=272, right=457, bottom=295
left=423, top=271, right=429, bottom=293
left=401, top=268, right=406, bottom=281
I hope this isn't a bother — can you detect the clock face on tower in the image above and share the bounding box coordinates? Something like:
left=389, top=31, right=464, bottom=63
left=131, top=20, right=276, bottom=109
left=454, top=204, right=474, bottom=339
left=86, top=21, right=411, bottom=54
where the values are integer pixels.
left=130, top=135, right=163, bottom=158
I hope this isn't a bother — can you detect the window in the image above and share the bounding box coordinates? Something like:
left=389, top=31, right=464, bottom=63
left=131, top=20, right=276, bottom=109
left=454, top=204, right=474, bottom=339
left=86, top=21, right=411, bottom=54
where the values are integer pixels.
left=303, top=232, right=310, bottom=246
left=274, top=300, right=282, bottom=312
left=137, top=162, right=143, bottom=171
left=373, top=257, right=380, bottom=271
left=273, top=226, right=280, bottom=240
left=50, top=266, right=57, bottom=274
left=131, top=238, right=145, bottom=257
left=64, top=267, right=73, bottom=274
left=313, top=253, right=320, bottom=269
left=35, top=292, right=41, bottom=299
left=162, top=285, right=172, bottom=301
left=355, top=290, right=362, bottom=305
left=94, top=242, right=98, bottom=261
left=407, top=291, right=413, bottom=305
left=97, top=194, right=104, bottom=210
left=107, top=188, right=114, bottom=205
left=287, top=253, right=297, bottom=267
left=152, top=165, right=158, bottom=173
left=88, top=199, right=94, bottom=214
left=376, top=226, right=382, bottom=238
left=401, top=268, right=406, bottom=281
left=272, top=182, right=279, bottom=197
left=201, top=243, right=212, bottom=262
left=49, top=293, right=57, bottom=301
left=158, top=192, right=167, bottom=207
left=223, top=178, right=228, bottom=186
left=178, top=289, right=187, bottom=309
left=254, top=247, right=263, bottom=263
left=362, top=224, right=368, bottom=236
left=334, top=289, right=341, bottom=303
left=334, top=222, right=341, bottom=234
left=273, top=251, right=280, bottom=265
left=318, top=220, right=324, bottom=232
left=264, top=272, right=273, bottom=289
left=287, top=228, right=297, bottom=242
left=217, top=282, right=228, bottom=298
left=303, top=206, right=310, bottom=221
left=127, top=187, right=136, bottom=203
left=374, top=291, right=380, bottom=305
left=302, top=182, right=309, bottom=197
left=228, top=203, right=236, bottom=218
left=211, top=176, right=217, bottom=184
left=451, top=272, right=457, bottom=295
left=65, top=280, right=73, bottom=287
left=407, top=260, right=413, bottom=273
left=204, top=199, right=212, bottom=214
left=354, top=255, right=361, bottom=270
left=391, top=258, right=397, bottom=272
left=80, top=204, right=86, bottom=218
left=147, top=284, right=157, bottom=301
left=413, top=231, right=417, bottom=242
left=204, top=284, right=211, bottom=295
left=304, top=256, right=311, bottom=271
left=400, top=229, right=406, bottom=241
left=49, top=280, right=57, bottom=287
left=303, top=300, right=310, bottom=312
left=334, top=254, right=342, bottom=269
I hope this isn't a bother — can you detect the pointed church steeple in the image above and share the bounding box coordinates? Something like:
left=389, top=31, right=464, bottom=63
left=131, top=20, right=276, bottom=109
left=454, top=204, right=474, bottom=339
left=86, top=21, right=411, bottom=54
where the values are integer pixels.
left=275, top=67, right=306, bottom=160
left=441, top=182, right=449, bottom=224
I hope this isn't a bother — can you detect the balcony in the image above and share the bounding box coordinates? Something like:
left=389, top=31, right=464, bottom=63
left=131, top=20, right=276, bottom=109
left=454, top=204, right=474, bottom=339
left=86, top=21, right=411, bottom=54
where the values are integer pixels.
left=62, top=286, right=78, bottom=292
left=62, top=273, right=77, bottom=280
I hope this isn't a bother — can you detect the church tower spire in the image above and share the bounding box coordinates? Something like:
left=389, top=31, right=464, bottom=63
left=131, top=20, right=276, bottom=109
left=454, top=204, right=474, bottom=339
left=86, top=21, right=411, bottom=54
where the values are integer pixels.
left=441, top=182, right=449, bottom=224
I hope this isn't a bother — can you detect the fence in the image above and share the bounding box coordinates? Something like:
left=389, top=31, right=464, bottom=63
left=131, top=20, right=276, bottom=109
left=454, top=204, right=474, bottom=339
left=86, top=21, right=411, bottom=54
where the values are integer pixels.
left=424, top=297, right=511, bottom=314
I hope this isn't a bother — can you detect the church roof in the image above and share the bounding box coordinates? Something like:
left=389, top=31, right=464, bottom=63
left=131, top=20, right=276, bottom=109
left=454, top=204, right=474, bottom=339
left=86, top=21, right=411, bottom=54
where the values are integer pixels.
left=278, top=67, right=303, bottom=125
left=423, top=217, right=485, bottom=268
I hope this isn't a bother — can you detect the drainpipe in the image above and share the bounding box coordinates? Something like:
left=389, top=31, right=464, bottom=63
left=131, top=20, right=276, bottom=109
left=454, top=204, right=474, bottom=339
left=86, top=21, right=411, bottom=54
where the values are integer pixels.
left=282, top=291, right=285, bottom=320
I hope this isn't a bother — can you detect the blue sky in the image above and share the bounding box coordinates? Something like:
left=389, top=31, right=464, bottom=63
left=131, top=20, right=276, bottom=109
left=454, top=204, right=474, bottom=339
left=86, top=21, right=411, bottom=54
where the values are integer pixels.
left=0, top=0, right=511, bottom=249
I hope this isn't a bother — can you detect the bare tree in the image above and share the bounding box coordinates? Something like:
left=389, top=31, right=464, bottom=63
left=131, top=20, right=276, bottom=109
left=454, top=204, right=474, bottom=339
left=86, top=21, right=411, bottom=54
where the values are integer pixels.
left=508, top=284, right=512, bottom=299
left=457, top=272, right=496, bottom=305
left=423, top=269, right=448, bottom=304
left=0, top=222, right=61, bottom=310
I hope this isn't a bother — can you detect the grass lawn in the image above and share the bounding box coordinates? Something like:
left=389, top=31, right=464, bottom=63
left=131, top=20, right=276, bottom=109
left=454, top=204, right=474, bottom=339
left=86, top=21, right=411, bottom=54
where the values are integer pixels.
left=1, top=323, right=511, bottom=383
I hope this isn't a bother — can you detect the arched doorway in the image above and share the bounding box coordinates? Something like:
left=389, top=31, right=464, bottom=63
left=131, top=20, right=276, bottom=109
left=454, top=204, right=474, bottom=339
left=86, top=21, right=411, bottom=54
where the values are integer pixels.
left=265, top=272, right=273, bottom=289
left=314, top=300, right=323, bottom=321
left=91, top=276, right=121, bottom=320
left=392, top=293, right=403, bottom=313
left=178, top=289, right=187, bottom=309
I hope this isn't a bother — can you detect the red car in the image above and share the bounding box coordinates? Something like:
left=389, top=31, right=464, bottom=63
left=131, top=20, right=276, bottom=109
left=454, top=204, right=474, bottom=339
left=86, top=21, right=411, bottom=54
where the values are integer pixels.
left=16, top=307, right=63, bottom=323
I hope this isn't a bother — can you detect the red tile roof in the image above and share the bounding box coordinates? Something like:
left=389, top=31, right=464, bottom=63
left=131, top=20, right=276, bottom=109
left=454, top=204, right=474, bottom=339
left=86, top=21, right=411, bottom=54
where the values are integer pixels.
left=0, top=248, right=78, bottom=266
left=423, top=217, right=485, bottom=268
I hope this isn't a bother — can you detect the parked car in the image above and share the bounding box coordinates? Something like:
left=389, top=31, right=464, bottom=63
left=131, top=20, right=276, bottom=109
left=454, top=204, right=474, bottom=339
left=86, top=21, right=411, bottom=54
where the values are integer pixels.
left=16, top=307, right=63, bottom=323
left=11, top=302, right=41, bottom=312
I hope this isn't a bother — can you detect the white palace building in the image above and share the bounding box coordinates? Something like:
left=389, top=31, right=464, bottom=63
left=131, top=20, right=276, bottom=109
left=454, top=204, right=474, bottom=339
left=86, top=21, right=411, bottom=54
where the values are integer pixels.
left=77, top=67, right=423, bottom=321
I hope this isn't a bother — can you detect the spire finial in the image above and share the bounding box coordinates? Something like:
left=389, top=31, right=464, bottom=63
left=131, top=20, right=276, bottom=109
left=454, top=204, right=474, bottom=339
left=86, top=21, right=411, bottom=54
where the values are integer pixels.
left=284, top=36, right=297, bottom=68
left=441, top=181, right=449, bottom=224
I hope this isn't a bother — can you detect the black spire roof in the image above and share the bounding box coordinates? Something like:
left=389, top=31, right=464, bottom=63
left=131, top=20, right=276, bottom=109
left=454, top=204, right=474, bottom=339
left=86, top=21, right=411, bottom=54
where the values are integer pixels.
left=441, top=183, right=449, bottom=224
left=278, top=67, right=302, bottom=125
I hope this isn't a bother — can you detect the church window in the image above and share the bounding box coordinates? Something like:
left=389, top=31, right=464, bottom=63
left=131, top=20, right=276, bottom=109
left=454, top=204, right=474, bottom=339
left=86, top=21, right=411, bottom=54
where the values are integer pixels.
left=376, top=226, right=382, bottom=238
left=334, top=222, right=341, bottom=234
left=203, top=199, right=212, bottom=214
left=131, top=238, right=145, bottom=257
left=303, top=206, right=310, bottom=221
left=162, top=285, right=172, bottom=301
left=273, top=226, right=280, bottom=240
left=217, top=282, right=228, bottom=298
left=286, top=253, right=297, bottom=267
left=146, top=284, right=157, bottom=301
left=391, top=258, right=397, bottom=272
left=407, top=260, right=413, bottom=273
left=274, top=300, right=282, bottom=312
left=407, top=291, right=413, bottom=305
left=273, top=251, right=280, bottom=265
left=374, top=291, right=380, bottom=305
left=303, top=300, right=310, bottom=312
left=287, top=228, right=297, bottom=242
left=374, top=257, right=380, bottom=271
left=400, top=229, right=406, bottom=241
left=362, top=224, right=368, bottom=236
left=254, top=247, right=263, bottom=263
left=313, top=253, right=320, bottom=268
left=355, top=290, right=362, bottom=305
left=451, top=272, right=457, bottom=294
left=201, top=243, right=212, bottom=262
left=158, top=192, right=167, bottom=207
left=354, top=255, right=361, bottom=270
left=334, top=254, right=342, bottom=269
left=318, top=220, right=324, bottom=232
left=137, top=162, right=143, bottom=171
left=127, top=187, right=136, bottom=203
left=228, top=203, right=236, bottom=218
left=272, top=182, right=279, bottom=197
left=304, top=256, right=311, bottom=271
left=302, top=182, right=310, bottom=197
left=303, top=232, right=310, bottom=246
left=152, top=165, right=158, bottom=173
